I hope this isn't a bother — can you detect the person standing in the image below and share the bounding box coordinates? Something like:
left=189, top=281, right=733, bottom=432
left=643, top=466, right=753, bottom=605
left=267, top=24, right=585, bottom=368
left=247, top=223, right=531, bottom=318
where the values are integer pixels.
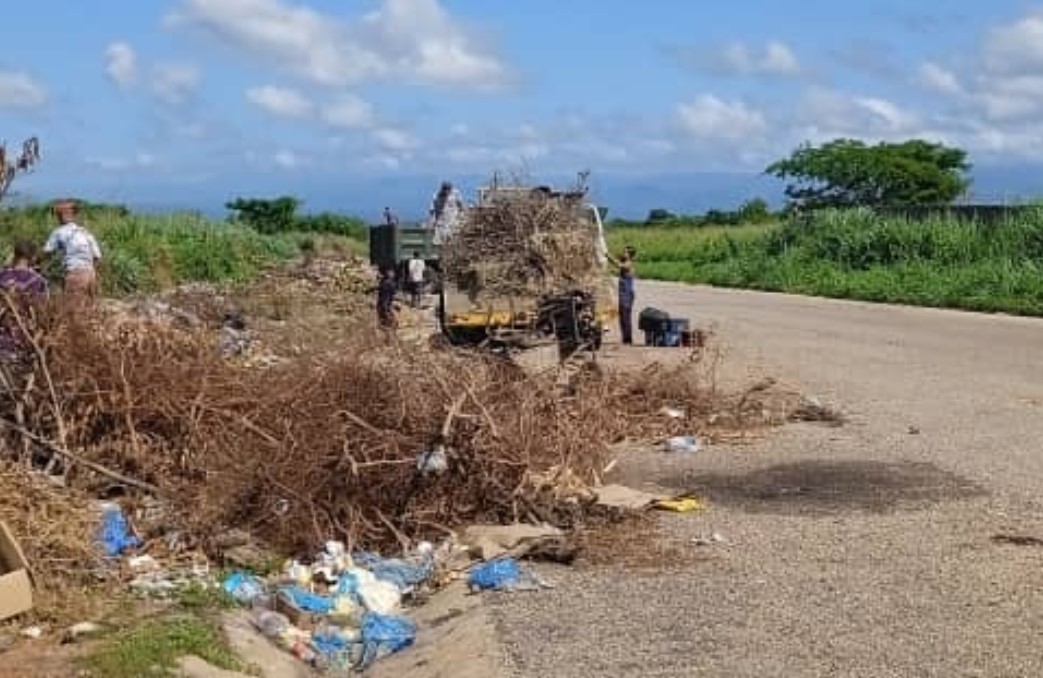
left=0, top=241, right=48, bottom=300
left=383, top=206, right=399, bottom=227
left=0, top=241, right=49, bottom=363
left=407, top=251, right=426, bottom=308
left=43, top=200, right=102, bottom=306
left=609, top=246, right=636, bottom=345
left=377, top=266, right=398, bottom=329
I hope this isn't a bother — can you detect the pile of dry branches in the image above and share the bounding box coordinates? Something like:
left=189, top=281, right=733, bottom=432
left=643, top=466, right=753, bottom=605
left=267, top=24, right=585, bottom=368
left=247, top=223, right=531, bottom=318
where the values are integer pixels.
left=0, top=299, right=748, bottom=563
left=440, top=187, right=603, bottom=299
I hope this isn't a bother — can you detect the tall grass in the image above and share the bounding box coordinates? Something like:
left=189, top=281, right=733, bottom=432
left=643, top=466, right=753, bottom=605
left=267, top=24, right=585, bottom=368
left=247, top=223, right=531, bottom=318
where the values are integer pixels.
left=613, top=208, right=1043, bottom=316
left=0, top=206, right=303, bottom=295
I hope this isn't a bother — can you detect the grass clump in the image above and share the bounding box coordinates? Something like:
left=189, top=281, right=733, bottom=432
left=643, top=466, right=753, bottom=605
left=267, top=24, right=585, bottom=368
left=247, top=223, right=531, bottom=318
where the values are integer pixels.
left=83, top=617, right=245, bottom=678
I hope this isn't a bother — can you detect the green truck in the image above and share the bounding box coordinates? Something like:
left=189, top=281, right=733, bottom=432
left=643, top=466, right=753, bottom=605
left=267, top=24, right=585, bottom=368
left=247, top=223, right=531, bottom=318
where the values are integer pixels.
left=367, top=223, right=443, bottom=292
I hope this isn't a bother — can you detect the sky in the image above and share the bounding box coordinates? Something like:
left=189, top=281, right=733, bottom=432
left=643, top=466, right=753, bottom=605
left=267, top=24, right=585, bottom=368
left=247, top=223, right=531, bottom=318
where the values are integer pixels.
left=2, top=0, right=1043, bottom=218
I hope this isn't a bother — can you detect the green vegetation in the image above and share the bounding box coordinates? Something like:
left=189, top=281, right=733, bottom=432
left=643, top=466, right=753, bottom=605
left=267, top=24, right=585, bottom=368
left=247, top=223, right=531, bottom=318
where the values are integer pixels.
left=0, top=201, right=366, bottom=296
left=226, top=195, right=367, bottom=239
left=612, top=197, right=778, bottom=229
left=83, top=617, right=245, bottom=678
left=610, top=208, right=1043, bottom=316
left=766, top=138, right=971, bottom=209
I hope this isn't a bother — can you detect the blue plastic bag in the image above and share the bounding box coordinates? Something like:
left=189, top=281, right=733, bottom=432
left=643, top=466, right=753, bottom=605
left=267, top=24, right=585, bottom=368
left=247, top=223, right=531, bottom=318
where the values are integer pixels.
left=357, top=612, right=416, bottom=667
left=222, top=571, right=266, bottom=605
left=98, top=504, right=141, bottom=557
left=468, top=558, right=521, bottom=591
left=279, top=585, right=334, bottom=614
left=370, top=558, right=433, bottom=593
left=353, top=551, right=433, bottom=593
left=311, top=627, right=350, bottom=658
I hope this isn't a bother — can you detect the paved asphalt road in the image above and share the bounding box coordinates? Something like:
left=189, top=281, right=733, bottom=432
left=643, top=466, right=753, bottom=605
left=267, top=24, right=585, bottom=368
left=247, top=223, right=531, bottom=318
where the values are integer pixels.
left=492, top=284, right=1043, bottom=678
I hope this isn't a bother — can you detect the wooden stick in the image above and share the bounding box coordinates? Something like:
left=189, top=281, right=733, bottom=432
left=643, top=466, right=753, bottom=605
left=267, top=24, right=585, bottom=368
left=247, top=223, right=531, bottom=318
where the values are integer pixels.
left=441, top=393, right=467, bottom=441
left=0, top=418, right=163, bottom=496
left=464, top=383, right=500, bottom=439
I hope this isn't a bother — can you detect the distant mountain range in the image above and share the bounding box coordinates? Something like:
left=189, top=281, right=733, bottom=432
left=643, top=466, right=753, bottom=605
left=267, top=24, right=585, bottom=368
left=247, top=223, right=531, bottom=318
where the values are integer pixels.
left=18, top=165, right=1043, bottom=223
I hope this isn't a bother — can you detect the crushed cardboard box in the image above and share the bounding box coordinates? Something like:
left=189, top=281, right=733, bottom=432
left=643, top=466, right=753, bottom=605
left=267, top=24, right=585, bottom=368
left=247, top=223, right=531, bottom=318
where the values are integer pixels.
left=0, top=521, right=33, bottom=621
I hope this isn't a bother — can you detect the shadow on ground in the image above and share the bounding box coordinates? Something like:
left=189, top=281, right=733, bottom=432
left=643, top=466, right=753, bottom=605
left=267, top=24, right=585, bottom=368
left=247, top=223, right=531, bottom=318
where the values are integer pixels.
left=679, top=460, right=986, bottom=515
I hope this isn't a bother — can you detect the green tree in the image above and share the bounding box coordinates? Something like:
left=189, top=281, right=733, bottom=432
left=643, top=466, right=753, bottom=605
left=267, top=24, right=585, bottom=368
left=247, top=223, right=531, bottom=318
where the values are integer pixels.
left=646, top=208, right=676, bottom=223
left=225, top=196, right=300, bottom=234
left=765, top=138, right=971, bottom=209
left=737, top=197, right=772, bottom=223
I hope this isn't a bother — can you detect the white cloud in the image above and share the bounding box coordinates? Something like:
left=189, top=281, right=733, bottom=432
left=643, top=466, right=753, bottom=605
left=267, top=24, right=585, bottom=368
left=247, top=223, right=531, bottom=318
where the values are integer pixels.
left=984, top=12, right=1043, bottom=75
left=677, top=94, right=767, bottom=140
left=0, top=71, right=46, bottom=109
left=167, top=0, right=507, bottom=90
left=104, top=42, right=138, bottom=89
left=794, top=89, right=921, bottom=142
left=373, top=127, right=417, bottom=152
left=321, top=95, right=375, bottom=129
left=152, top=63, right=200, bottom=104
left=674, top=40, right=801, bottom=77
left=273, top=150, right=301, bottom=168
left=246, top=85, right=313, bottom=118
left=917, top=62, right=963, bottom=95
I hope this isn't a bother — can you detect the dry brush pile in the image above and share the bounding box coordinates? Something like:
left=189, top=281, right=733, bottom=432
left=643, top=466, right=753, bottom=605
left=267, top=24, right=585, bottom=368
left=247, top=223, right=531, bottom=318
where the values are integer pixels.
left=0, top=270, right=787, bottom=602
left=440, top=187, right=604, bottom=299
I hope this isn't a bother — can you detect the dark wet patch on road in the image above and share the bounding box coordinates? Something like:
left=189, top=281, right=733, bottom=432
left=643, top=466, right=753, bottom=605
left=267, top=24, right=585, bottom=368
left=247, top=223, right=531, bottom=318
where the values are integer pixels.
left=681, top=460, right=986, bottom=515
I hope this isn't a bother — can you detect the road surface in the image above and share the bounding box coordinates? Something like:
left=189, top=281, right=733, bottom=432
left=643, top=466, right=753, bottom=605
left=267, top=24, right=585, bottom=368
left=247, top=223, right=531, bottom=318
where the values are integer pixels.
left=492, top=283, right=1043, bottom=678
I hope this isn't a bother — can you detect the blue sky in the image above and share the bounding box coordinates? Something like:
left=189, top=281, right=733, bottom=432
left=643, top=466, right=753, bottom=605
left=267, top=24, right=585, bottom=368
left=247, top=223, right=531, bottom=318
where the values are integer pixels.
left=2, top=0, right=1043, bottom=217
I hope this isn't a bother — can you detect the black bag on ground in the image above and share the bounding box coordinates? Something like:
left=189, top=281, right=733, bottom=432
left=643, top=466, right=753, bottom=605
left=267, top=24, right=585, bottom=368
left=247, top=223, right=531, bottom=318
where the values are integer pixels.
left=638, top=307, right=671, bottom=332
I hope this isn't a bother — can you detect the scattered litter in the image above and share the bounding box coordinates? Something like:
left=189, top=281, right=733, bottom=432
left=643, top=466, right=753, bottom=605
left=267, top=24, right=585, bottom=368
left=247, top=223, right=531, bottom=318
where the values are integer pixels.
left=659, top=406, right=686, bottom=419
left=468, top=557, right=550, bottom=593
left=461, top=524, right=564, bottom=561
left=127, top=554, right=160, bottom=574
left=992, top=533, right=1043, bottom=547
left=19, top=626, right=41, bottom=640
left=665, top=436, right=700, bottom=454
left=653, top=495, right=708, bottom=513
left=0, top=521, right=33, bottom=621
left=61, top=622, right=104, bottom=644
left=790, top=395, right=845, bottom=426
left=416, top=446, right=449, bottom=476
left=692, top=532, right=728, bottom=547
left=595, top=484, right=664, bottom=510
left=357, top=613, right=417, bottom=668
left=98, top=503, right=140, bottom=557
left=223, top=571, right=268, bottom=606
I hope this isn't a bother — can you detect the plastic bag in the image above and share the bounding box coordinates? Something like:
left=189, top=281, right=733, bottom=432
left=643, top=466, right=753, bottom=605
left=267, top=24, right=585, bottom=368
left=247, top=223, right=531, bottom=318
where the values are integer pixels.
left=356, top=612, right=417, bottom=668
left=223, top=571, right=267, bottom=606
left=468, top=558, right=521, bottom=591
left=369, top=557, right=433, bottom=594
left=98, top=503, right=141, bottom=557
left=468, top=558, right=550, bottom=593
left=279, top=585, right=334, bottom=614
left=665, top=436, right=700, bottom=454
left=357, top=578, right=401, bottom=615
left=416, top=446, right=448, bottom=475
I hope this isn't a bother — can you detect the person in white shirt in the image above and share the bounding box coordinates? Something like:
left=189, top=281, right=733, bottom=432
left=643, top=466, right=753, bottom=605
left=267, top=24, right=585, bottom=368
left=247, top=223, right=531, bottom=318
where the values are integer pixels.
left=407, top=251, right=426, bottom=308
left=43, top=200, right=102, bottom=306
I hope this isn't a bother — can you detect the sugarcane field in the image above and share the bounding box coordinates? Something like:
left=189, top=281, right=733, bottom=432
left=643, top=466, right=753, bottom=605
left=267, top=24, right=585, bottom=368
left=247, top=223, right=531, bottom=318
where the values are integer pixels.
left=7, top=3, right=1043, bottom=677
